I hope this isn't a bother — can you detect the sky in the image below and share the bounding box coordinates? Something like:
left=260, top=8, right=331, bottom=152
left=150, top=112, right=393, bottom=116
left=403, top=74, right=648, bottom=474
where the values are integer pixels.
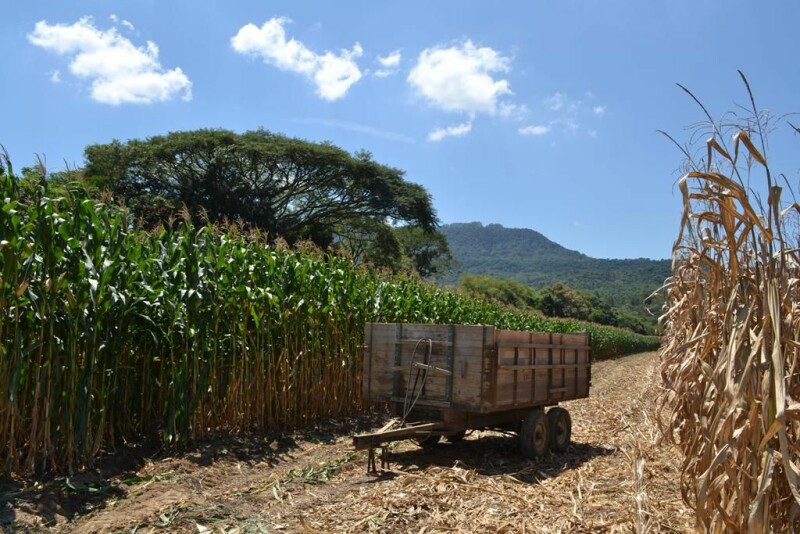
left=3, top=1, right=800, bottom=260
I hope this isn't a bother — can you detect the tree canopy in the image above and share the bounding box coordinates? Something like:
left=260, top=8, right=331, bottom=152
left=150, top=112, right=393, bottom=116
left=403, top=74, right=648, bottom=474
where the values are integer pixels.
left=83, top=128, right=450, bottom=274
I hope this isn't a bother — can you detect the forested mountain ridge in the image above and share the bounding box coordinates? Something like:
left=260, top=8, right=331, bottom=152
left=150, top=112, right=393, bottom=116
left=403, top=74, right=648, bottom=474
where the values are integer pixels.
left=440, top=222, right=671, bottom=322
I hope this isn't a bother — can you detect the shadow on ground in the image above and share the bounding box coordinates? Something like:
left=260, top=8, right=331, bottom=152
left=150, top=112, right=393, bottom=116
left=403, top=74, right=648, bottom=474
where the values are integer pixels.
left=374, top=433, right=614, bottom=484
left=0, top=411, right=388, bottom=531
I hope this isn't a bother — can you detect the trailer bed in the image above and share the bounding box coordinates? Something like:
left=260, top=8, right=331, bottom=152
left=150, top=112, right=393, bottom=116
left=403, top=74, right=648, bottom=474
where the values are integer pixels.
left=361, top=323, right=591, bottom=414
left=354, top=323, right=592, bottom=466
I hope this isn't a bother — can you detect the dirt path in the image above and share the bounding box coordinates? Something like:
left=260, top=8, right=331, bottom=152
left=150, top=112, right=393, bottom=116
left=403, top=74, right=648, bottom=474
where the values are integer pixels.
left=4, top=352, right=692, bottom=533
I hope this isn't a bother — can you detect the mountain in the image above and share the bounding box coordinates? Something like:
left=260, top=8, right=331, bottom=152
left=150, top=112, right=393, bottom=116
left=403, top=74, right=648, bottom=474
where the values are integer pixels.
left=439, top=222, right=670, bottom=313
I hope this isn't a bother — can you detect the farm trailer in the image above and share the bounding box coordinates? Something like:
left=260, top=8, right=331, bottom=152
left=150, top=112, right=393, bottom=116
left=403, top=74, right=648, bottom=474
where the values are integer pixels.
left=353, top=323, right=592, bottom=470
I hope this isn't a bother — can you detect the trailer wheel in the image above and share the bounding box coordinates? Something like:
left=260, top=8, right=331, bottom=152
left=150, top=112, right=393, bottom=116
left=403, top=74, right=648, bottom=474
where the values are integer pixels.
left=412, top=434, right=441, bottom=447
left=445, top=430, right=466, bottom=443
left=520, top=410, right=550, bottom=458
left=547, top=407, right=572, bottom=453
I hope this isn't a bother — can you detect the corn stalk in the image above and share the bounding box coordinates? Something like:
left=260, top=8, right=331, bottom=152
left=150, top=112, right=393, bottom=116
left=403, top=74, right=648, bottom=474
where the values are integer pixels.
left=660, top=72, right=800, bottom=532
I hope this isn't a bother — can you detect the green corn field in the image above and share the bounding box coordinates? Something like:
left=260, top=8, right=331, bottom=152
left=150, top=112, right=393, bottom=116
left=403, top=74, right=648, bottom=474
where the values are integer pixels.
left=0, top=158, right=659, bottom=476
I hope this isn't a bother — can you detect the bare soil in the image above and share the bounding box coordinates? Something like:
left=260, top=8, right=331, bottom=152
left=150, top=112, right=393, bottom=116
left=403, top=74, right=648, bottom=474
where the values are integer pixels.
left=2, top=351, right=692, bottom=533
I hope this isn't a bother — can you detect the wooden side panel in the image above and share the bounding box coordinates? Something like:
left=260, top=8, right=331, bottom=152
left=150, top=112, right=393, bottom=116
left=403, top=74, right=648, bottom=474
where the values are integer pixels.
left=393, top=324, right=452, bottom=402
left=361, top=323, right=371, bottom=402
left=567, top=332, right=591, bottom=399
left=531, top=333, right=551, bottom=403
left=561, top=333, right=590, bottom=400
left=450, top=325, right=493, bottom=409
left=363, top=323, right=401, bottom=402
left=362, top=323, right=591, bottom=413
left=494, top=329, right=529, bottom=408
left=491, top=330, right=592, bottom=409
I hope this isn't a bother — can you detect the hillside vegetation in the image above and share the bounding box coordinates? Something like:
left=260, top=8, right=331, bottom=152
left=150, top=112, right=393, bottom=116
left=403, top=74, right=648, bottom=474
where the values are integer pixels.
left=440, top=222, right=670, bottom=331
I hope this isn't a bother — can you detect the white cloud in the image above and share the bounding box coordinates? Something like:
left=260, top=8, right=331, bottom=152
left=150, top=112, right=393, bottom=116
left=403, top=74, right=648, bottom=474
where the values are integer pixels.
left=375, top=49, right=401, bottom=77
left=109, top=14, right=118, bottom=23
left=592, top=105, right=606, bottom=117
left=378, top=50, right=401, bottom=68
left=50, top=70, right=61, bottom=83
left=28, top=17, right=191, bottom=105
left=408, top=40, right=512, bottom=116
left=518, top=124, right=549, bottom=136
left=428, top=121, right=472, bottom=142
left=121, top=20, right=135, bottom=31
left=544, top=92, right=565, bottom=111
left=231, top=17, right=363, bottom=101
left=588, top=129, right=598, bottom=138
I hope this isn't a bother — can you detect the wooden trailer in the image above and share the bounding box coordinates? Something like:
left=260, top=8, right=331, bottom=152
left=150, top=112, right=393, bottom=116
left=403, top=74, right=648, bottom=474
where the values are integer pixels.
left=352, top=323, right=591, bottom=468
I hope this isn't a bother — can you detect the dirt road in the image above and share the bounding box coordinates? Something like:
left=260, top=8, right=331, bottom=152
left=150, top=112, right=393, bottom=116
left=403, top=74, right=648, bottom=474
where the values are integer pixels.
left=4, top=352, right=692, bottom=533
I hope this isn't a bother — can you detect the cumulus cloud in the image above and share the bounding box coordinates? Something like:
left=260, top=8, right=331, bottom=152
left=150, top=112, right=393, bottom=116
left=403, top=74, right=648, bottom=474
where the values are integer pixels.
left=28, top=17, right=191, bottom=105
left=378, top=50, right=401, bottom=68
left=592, top=105, right=606, bottom=117
left=408, top=40, right=512, bottom=116
left=50, top=70, right=61, bottom=83
left=427, top=121, right=472, bottom=142
left=375, top=49, right=401, bottom=77
left=231, top=17, right=363, bottom=101
left=518, top=124, right=549, bottom=136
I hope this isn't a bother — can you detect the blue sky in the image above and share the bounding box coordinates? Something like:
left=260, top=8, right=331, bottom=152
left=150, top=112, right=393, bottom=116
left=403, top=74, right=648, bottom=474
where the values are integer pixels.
left=3, top=1, right=799, bottom=259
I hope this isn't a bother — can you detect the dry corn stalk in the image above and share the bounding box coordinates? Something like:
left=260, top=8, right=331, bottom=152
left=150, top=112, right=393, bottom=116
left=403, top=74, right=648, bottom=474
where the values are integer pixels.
left=660, top=72, right=800, bottom=532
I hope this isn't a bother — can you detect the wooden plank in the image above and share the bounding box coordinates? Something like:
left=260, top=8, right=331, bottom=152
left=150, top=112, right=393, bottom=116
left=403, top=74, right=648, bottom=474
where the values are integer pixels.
left=497, top=363, right=592, bottom=370
left=391, top=324, right=454, bottom=404
left=396, top=339, right=453, bottom=346
left=561, top=333, right=590, bottom=345
left=389, top=396, right=452, bottom=408
left=362, top=323, right=372, bottom=402
left=494, top=329, right=531, bottom=408
left=364, top=323, right=401, bottom=401
left=353, top=422, right=442, bottom=449
left=533, top=340, right=549, bottom=403
left=496, top=342, right=591, bottom=350
left=451, top=325, right=491, bottom=409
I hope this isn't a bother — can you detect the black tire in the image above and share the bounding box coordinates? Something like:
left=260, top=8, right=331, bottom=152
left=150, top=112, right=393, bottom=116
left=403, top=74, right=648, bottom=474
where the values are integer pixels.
left=547, top=407, right=572, bottom=453
left=520, top=410, right=550, bottom=458
left=445, top=430, right=466, bottom=443
left=412, top=434, right=441, bottom=447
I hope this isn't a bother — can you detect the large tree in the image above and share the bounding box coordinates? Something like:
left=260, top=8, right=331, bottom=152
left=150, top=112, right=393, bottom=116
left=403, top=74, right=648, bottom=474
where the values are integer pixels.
left=84, top=129, right=449, bottom=273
